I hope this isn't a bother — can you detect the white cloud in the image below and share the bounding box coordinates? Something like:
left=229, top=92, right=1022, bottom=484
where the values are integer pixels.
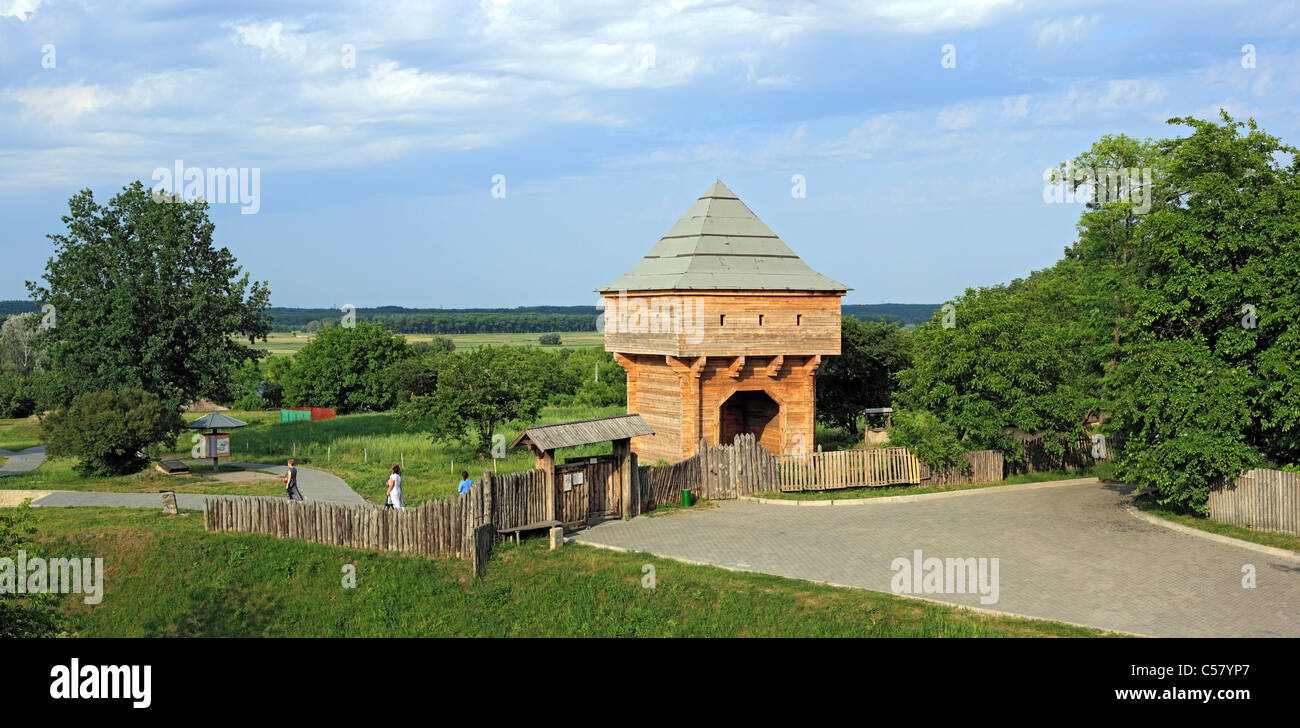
left=0, top=0, right=43, bottom=21
left=1034, top=16, right=1095, bottom=48
left=937, top=104, right=980, bottom=130
left=1097, top=79, right=1167, bottom=108
left=819, top=113, right=905, bottom=159
left=1002, top=95, right=1030, bottom=118
left=7, top=82, right=112, bottom=124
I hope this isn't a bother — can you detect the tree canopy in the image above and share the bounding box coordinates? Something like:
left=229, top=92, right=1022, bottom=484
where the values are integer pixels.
left=816, top=317, right=911, bottom=436
left=396, top=346, right=544, bottom=450
left=280, top=321, right=412, bottom=413
left=26, top=182, right=271, bottom=411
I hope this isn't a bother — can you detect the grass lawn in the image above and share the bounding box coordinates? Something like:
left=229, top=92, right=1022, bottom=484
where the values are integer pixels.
left=1133, top=496, right=1300, bottom=553
left=31, top=506, right=1111, bottom=637
left=0, top=416, right=42, bottom=451
left=166, top=405, right=625, bottom=505
left=0, top=456, right=6, bottom=469
left=0, top=458, right=284, bottom=496
left=755, top=465, right=1111, bottom=501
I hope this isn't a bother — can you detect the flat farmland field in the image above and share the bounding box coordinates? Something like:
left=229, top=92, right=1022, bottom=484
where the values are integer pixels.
left=254, top=330, right=602, bottom=356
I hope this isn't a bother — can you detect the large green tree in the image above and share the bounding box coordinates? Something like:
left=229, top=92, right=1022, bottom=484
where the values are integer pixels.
left=895, top=266, right=1095, bottom=460
left=816, top=317, right=911, bottom=436
left=396, top=346, right=543, bottom=449
left=1108, top=113, right=1300, bottom=510
left=26, top=182, right=271, bottom=411
left=280, top=321, right=412, bottom=412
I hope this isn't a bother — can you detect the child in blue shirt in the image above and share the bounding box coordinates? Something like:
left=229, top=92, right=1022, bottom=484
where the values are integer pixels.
left=457, top=471, right=473, bottom=495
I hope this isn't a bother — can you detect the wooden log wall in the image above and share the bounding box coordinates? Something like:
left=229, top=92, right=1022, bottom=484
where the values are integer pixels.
left=1209, top=468, right=1300, bottom=536
left=485, top=467, right=549, bottom=531
left=203, top=481, right=493, bottom=560
left=471, top=525, right=493, bottom=577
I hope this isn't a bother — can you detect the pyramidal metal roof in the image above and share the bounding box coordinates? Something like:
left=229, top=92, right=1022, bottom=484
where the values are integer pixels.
left=597, top=180, right=850, bottom=293
left=187, top=412, right=249, bottom=429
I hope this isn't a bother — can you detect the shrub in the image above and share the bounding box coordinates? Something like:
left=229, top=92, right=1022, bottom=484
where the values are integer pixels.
left=0, top=503, right=63, bottom=637
left=40, top=388, right=186, bottom=476
left=260, top=381, right=284, bottom=408
left=886, top=409, right=967, bottom=471
left=538, top=333, right=562, bottom=346
left=232, top=393, right=268, bottom=411
left=410, top=337, right=455, bottom=356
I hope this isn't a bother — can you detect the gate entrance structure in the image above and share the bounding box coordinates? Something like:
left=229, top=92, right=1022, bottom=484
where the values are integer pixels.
left=511, top=414, right=655, bottom=529
left=599, top=180, right=849, bottom=465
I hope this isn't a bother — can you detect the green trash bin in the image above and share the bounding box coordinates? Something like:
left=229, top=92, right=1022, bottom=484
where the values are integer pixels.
left=681, top=489, right=692, bottom=507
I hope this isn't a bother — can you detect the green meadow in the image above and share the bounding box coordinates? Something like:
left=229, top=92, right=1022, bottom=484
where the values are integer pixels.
left=254, top=331, right=603, bottom=358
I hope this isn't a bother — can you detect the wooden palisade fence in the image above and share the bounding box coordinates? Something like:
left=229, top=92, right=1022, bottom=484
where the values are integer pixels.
left=633, top=434, right=987, bottom=502
left=1208, top=468, right=1300, bottom=536
left=921, top=450, right=1004, bottom=487
left=777, top=446, right=920, bottom=492
left=205, top=438, right=1010, bottom=568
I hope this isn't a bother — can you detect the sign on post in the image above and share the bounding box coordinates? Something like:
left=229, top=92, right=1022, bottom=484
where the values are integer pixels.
left=198, top=433, right=231, bottom=458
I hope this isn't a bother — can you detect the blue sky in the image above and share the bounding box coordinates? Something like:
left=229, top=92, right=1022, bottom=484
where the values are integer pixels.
left=1, top=1, right=1296, bottom=308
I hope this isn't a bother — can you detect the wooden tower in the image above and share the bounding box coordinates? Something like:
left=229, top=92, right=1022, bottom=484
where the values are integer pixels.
left=599, top=180, right=848, bottom=464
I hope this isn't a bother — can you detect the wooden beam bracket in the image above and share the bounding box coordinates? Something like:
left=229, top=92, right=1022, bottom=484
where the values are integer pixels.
left=765, top=354, right=784, bottom=378
left=666, top=355, right=707, bottom=379
left=727, top=356, right=745, bottom=379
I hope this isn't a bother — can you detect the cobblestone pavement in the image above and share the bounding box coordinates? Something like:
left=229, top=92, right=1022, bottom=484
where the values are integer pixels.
left=575, top=482, right=1300, bottom=637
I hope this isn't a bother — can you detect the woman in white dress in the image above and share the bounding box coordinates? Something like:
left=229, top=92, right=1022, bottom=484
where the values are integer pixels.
left=386, top=464, right=404, bottom=510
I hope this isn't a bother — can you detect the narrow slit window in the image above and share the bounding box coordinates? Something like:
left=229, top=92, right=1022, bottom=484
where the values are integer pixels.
left=719, top=314, right=725, bottom=326
left=796, top=314, right=802, bottom=326
left=758, top=314, right=764, bottom=326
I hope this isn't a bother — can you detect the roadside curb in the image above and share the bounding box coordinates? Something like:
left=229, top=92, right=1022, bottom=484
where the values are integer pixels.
left=737, top=477, right=1102, bottom=507
left=1125, top=506, right=1300, bottom=563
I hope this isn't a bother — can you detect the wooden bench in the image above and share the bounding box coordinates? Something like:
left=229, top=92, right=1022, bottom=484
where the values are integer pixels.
left=156, top=459, right=190, bottom=474
left=495, top=520, right=562, bottom=544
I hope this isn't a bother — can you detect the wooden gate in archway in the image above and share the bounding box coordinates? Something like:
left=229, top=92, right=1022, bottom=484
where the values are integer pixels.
left=556, top=455, right=622, bottom=526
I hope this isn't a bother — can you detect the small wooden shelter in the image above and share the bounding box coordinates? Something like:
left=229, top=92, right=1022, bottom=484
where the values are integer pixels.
left=599, top=180, right=848, bottom=464
left=187, top=412, right=248, bottom=473
left=510, top=414, right=655, bottom=526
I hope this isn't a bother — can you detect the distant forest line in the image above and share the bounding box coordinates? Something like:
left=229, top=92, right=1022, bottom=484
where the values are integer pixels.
left=0, top=300, right=939, bottom=333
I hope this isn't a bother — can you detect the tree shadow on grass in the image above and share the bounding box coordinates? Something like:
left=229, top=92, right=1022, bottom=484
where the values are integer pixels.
left=142, top=585, right=280, bottom=637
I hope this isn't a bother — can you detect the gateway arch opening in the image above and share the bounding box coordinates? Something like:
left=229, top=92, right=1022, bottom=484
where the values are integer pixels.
left=719, top=390, right=781, bottom=453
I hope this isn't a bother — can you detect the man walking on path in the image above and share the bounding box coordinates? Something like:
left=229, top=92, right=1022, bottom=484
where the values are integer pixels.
left=285, top=459, right=305, bottom=501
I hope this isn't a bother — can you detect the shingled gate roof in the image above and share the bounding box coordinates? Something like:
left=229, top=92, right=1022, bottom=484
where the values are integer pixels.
left=510, top=414, right=654, bottom=452
left=597, top=180, right=850, bottom=293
